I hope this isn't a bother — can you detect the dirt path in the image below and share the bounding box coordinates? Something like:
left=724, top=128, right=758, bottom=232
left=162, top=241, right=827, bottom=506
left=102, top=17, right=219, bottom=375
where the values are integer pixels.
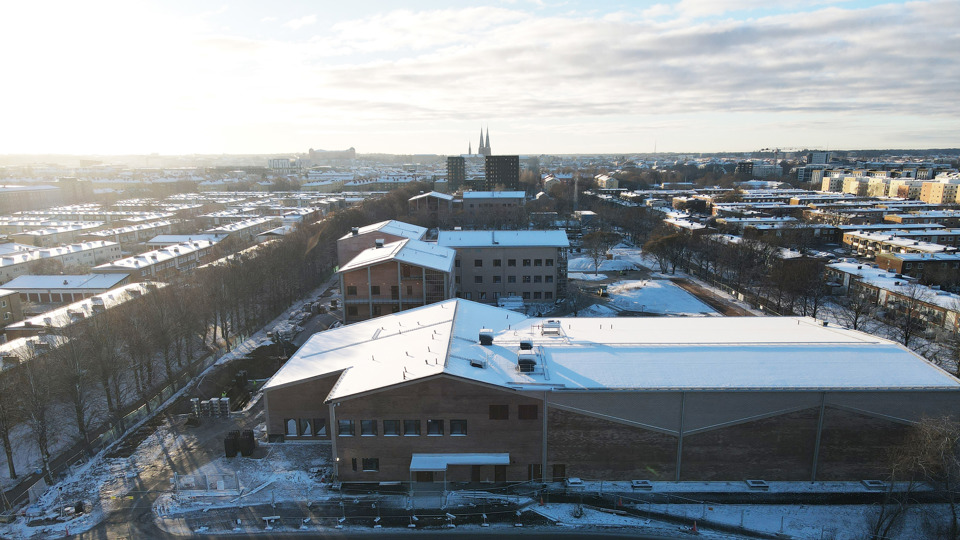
left=669, top=278, right=756, bottom=317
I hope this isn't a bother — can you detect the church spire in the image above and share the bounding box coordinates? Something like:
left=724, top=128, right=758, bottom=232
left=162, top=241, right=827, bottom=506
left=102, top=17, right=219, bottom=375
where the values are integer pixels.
left=468, top=141, right=472, bottom=155
left=485, top=127, right=491, bottom=155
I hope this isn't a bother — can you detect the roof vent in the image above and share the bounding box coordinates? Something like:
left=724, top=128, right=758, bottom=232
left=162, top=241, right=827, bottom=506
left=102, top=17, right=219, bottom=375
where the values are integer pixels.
left=518, top=352, right=537, bottom=373
left=351, top=227, right=359, bottom=236
left=375, top=238, right=385, bottom=248
left=519, top=339, right=533, bottom=351
left=479, top=328, right=494, bottom=346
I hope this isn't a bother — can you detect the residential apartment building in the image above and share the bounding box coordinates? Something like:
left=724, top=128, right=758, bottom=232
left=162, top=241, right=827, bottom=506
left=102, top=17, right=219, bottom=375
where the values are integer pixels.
left=0, top=289, right=23, bottom=326
left=920, top=180, right=960, bottom=204
left=339, top=238, right=456, bottom=323
left=92, top=240, right=215, bottom=281
left=1, top=274, right=130, bottom=305
left=263, top=300, right=960, bottom=484
left=884, top=211, right=960, bottom=227
left=10, top=222, right=105, bottom=247
left=0, top=241, right=122, bottom=285
left=437, top=230, right=569, bottom=304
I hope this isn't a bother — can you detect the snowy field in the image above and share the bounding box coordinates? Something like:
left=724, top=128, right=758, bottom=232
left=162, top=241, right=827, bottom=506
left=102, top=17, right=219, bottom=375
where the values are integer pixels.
left=567, top=253, right=638, bottom=273
left=606, top=280, right=717, bottom=316
left=567, top=272, right=608, bottom=281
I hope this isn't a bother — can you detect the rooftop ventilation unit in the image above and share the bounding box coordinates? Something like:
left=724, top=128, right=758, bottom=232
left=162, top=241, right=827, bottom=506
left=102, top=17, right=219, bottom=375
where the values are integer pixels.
left=519, top=339, right=533, bottom=351
left=518, top=352, right=537, bottom=373
left=542, top=320, right=562, bottom=336
left=351, top=227, right=359, bottom=236
left=478, top=328, right=494, bottom=346
left=375, top=238, right=385, bottom=248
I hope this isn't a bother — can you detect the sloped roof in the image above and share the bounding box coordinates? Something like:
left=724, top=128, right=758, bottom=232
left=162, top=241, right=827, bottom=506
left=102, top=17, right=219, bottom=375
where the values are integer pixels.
left=339, top=238, right=456, bottom=273
left=338, top=220, right=427, bottom=241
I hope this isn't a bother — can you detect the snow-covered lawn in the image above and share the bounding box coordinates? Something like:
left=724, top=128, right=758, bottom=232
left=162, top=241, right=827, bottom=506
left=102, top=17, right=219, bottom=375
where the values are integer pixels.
left=568, top=272, right=608, bottom=281
left=607, top=280, right=717, bottom=316
left=567, top=254, right=637, bottom=273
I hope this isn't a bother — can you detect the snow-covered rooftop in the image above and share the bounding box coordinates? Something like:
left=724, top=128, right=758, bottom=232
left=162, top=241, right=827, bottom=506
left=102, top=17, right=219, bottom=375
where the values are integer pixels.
left=5, top=282, right=162, bottom=331
left=339, top=238, right=456, bottom=273
left=438, top=230, right=569, bottom=248
left=338, top=220, right=427, bottom=241
left=264, top=300, right=960, bottom=400
left=409, top=191, right=454, bottom=201
left=1, top=273, right=128, bottom=290
left=462, top=191, right=526, bottom=199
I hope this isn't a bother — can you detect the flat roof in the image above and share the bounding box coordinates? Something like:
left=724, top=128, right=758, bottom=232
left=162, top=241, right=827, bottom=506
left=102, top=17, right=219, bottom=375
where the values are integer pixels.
left=462, top=191, right=525, bottom=199
left=438, top=230, right=569, bottom=248
left=1, top=274, right=128, bottom=290
left=264, top=300, right=960, bottom=400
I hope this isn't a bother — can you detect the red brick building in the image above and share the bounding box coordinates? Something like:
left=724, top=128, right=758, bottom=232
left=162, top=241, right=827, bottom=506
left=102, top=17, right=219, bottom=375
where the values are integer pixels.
left=263, top=300, right=960, bottom=486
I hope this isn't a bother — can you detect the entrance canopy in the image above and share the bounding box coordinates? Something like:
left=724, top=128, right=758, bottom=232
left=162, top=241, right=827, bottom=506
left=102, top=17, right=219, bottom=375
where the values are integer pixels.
left=409, top=453, right=510, bottom=472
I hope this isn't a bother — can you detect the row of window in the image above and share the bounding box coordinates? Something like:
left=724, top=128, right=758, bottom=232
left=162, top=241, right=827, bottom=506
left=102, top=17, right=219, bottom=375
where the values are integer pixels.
left=284, top=406, right=538, bottom=438
left=469, top=275, right=554, bottom=284
left=346, top=285, right=417, bottom=297
left=460, top=258, right=555, bottom=268
left=338, top=418, right=468, bottom=437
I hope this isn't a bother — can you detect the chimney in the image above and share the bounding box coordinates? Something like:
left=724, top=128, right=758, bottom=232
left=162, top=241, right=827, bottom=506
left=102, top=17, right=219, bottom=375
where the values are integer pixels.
left=478, top=328, right=494, bottom=346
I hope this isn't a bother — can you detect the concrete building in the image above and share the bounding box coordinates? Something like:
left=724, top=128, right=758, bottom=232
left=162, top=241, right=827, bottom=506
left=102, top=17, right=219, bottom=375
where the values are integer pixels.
left=438, top=230, right=569, bottom=304
left=446, top=157, right=466, bottom=192
left=0, top=241, right=122, bottom=286
left=262, top=300, right=960, bottom=484
left=920, top=180, right=960, bottom=204
left=337, top=221, right=428, bottom=268
left=339, top=238, right=456, bottom=323
left=92, top=240, right=215, bottom=281
left=1, top=274, right=130, bottom=305
left=483, top=156, right=520, bottom=191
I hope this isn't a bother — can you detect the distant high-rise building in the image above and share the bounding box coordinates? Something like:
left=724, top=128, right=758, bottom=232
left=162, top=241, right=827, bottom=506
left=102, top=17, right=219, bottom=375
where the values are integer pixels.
left=447, top=156, right=466, bottom=191
left=484, top=155, right=520, bottom=190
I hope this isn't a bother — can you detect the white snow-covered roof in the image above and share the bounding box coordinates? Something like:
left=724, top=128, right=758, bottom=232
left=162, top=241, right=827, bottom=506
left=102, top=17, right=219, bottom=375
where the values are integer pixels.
left=264, top=300, right=960, bottom=400
left=409, top=191, right=455, bottom=201
left=338, top=220, right=427, bottom=241
left=1, top=274, right=128, bottom=291
left=339, top=238, right=456, bottom=273
left=438, top=230, right=569, bottom=248
left=462, top=191, right=526, bottom=199
left=5, top=282, right=163, bottom=331
left=409, top=453, right=510, bottom=471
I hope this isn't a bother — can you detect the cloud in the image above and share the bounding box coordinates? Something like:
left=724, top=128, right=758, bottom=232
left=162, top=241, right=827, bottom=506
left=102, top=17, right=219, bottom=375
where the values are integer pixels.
left=285, top=14, right=317, bottom=30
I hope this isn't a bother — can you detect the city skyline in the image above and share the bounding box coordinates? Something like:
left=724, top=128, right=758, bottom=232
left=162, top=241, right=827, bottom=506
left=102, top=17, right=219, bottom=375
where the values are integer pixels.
left=2, top=0, right=957, bottom=156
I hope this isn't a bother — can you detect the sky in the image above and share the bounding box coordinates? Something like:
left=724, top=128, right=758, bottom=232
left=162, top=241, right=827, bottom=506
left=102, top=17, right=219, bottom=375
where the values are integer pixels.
left=0, top=0, right=957, bottom=156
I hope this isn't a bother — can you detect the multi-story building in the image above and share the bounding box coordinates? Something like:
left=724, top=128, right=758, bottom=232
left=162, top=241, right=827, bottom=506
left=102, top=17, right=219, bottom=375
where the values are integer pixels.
left=446, top=157, right=466, bottom=192
left=920, top=179, right=960, bottom=204
left=841, top=177, right=870, bottom=197
left=0, top=241, right=122, bottom=285
left=263, top=299, right=960, bottom=484
left=10, top=222, right=105, bottom=247
left=0, top=184, right=62, bottom=214
left=483, top=156, right=520, bottom=191
left=92, top=240, right=215, bottom=281
left=1, top=274, right=130, bottom=305
left=884, top=211, right=960, bottom=227
left=339, top=238, right=456, bottom=323
left=820, top=175, right=844, bottom=192
left=337, top=220, right=427, bottom=267
left=438, top=230, right=569, bottom=304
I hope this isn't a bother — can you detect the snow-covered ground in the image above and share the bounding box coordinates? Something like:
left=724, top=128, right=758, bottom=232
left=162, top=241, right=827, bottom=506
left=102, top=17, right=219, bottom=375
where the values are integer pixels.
left=606, top=279, right=717, bottom=316
left=568, top=272, right=608, bottom=281
left=567, top=254, right=637, bottom=273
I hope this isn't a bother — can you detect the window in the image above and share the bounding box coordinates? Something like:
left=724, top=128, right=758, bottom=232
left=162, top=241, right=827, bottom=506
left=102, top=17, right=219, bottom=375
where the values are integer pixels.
left=404, top=419, right=420, bottom=436
left=285, top=418, right=297, bottom=437
left=362, top=458, right=380, bottom=472
left=2, top=313, right=8, bottom=320
left=464, top=292, right=472, bottom=299
left=522, top=276, right=531, bottom=283
left=534, top=292, right=542, bottom=299
left=361, top=420, right=377, bottom=436
left=407, top=285, right=413, bottom=295
left=338, top=419, right=355, bottom=436
left=493, top=259, right=502, bottom=267
left=534, top=259, right=542, bottom=266
left=545, top=259, right=554, bottom=266
left=474, top=276, right=483, bottom=284
left=507, top=276, right=516, bottom=283
left=371, top=285, right=381, bottom=295
left=545, top=292, right=553, bottom=299
left=427, top=419, right=444, bottom=435
left=489, top=405, right=509, bottom=420
left=533, top=275, right=542, bottom=283
left=372, top=305, right=382, bottom=316
left=347, top=306, right=358, bottom=316
left=299, top=418, right=313, bottom=436
left=383, top=420, right=400, bottom=436
left=474, top=259, right=483, bottom=267
left=352, top=458, right=358, bottom=471
left=545, top=275, right=553, bottom=283
left=455, top=259, right=461, bottom=267
left=493, top=275, right=502, bottom=284
left=479, top=292, right=487, bottom=300
left=455, top=276, right=461, bottom=284
left=450, top=419, right=467, bottom=435
left=508, top=259, right=517, bottom=267
left=523, top=259, right=532, bottom=266
left=0, top=300, right=5, bottom=307
left=347, top=286, right=357, bottom=296
left=314, top=419, right=327, bottom=437
left=519, top=404, right=538, bottom=420
left=391, top=286, right=399, bottom=299
left=522, top=292, right=531, bottom=299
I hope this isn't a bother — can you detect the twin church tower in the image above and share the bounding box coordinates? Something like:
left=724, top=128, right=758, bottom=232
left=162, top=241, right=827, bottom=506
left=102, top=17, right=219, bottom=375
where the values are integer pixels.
left=469, top=127, right=492, bottom=156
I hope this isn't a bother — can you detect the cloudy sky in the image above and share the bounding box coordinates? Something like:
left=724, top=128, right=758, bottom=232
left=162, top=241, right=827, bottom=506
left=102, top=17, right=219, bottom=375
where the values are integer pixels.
left=1, top=0, right=957, bottom=155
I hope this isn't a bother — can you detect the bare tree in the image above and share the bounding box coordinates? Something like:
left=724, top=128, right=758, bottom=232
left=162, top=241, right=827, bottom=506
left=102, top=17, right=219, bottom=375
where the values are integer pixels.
left=583, top=231, right=620, bottom=275
left=565, top=283, right=590, bottom=317
left=0, top=370, right=21, bottom=479
left=887, top=282, right=934, bottom=349
left=15, top=347, right=56, bottom=484
left=831, top=278, right=878, bottom=332
left=50, top=326, right=96, bottom=455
